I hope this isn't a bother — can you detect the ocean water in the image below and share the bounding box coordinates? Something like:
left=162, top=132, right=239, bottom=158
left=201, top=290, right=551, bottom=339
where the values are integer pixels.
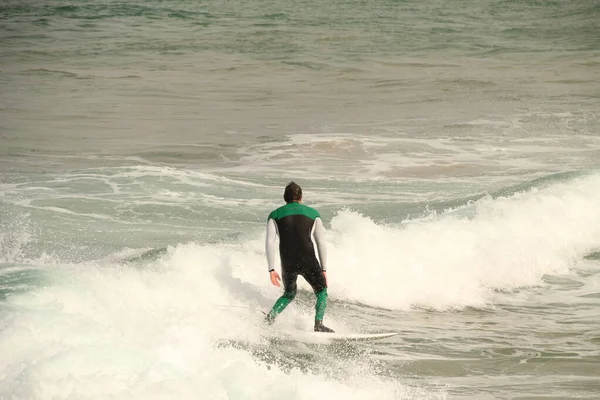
left=1, top=0, right=600, bottom=399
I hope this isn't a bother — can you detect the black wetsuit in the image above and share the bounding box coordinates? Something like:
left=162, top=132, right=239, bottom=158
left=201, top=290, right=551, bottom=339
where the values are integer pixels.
left=266, top=201, right=328, bottom=321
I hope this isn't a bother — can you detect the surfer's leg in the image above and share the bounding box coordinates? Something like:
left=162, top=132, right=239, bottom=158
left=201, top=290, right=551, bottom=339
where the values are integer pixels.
left=314, top=288, right=328, bottom=321
left=301, top=259, right=327, bottom=294
left=313, top=290, right=333, bottom=332
left=301, top=261, right=334, bottom=332
left=266, top=291, right=296, bottom=321
left=266, top=269, right=297, bottom=322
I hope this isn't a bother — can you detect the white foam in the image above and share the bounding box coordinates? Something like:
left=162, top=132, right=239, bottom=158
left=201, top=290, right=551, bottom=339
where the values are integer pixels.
left=232, top=131, right=600, bottom=182
left=328, top=173, right=600, bottom=310
left=0, top=243, right=437, bottom=399
left=3, top=172, right=600, bottom=398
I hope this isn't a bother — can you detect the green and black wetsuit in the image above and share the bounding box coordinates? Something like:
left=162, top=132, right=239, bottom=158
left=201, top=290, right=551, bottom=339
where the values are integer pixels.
left=265, top=201, right=328, bottom=322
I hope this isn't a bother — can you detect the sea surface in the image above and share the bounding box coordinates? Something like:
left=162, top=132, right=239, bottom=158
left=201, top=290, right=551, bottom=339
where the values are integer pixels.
left=1, top=1, right=600, bottom=399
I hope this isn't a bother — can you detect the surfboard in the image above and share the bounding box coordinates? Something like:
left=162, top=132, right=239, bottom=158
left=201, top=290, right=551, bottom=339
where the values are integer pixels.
left=272, top=330, right=399, bottom=345
left=257, top=311, right=398, bottom=344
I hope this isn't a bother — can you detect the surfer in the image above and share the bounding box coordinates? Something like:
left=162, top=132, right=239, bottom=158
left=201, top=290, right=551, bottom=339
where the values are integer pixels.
left=265, top=182, right=334, bottom=333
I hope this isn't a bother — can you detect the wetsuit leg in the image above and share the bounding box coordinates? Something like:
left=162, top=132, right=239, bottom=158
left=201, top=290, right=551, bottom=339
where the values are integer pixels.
left=299, top=258, right=328, bottom=321
left=314, top=288, right=328, bottom=321
left=267, top=267, right=297, bottom=320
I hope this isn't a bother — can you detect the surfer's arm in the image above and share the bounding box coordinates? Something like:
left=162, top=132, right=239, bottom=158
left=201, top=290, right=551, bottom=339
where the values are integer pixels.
left=313, top=217, right=327, bottom=271
left=266, top=218, right=278, bottom=272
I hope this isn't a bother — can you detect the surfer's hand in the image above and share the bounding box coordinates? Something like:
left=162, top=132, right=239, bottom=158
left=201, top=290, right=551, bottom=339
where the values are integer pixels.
left=323, top=271, right=328, bottom=287
left=270, top=270, right=281, bottom=287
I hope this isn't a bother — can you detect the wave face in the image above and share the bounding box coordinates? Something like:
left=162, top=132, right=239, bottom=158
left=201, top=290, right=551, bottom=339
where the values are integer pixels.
left=2, top=171, right=600, bottom=399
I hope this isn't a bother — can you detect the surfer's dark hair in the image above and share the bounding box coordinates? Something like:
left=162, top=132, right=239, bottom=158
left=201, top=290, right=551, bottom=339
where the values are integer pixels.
left=284, top=182, right=302, bottom=203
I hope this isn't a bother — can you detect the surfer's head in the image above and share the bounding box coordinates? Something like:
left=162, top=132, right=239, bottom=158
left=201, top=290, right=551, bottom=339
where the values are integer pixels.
left=284, top=181, right=302, bottom=203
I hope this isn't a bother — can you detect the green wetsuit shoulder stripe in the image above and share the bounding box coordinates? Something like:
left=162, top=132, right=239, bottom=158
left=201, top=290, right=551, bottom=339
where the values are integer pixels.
left=267, top=202, right=320, bottom=221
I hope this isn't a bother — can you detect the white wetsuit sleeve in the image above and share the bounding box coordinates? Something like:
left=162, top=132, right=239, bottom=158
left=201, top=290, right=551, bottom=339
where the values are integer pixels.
left=266, top=218, right=278, bottom=272
left=313, top=217, right=327, bottom=271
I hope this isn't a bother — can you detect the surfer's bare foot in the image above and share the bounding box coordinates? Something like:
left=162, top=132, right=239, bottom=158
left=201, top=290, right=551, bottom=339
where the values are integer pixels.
left=314, top=320, right=334, bottom=333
